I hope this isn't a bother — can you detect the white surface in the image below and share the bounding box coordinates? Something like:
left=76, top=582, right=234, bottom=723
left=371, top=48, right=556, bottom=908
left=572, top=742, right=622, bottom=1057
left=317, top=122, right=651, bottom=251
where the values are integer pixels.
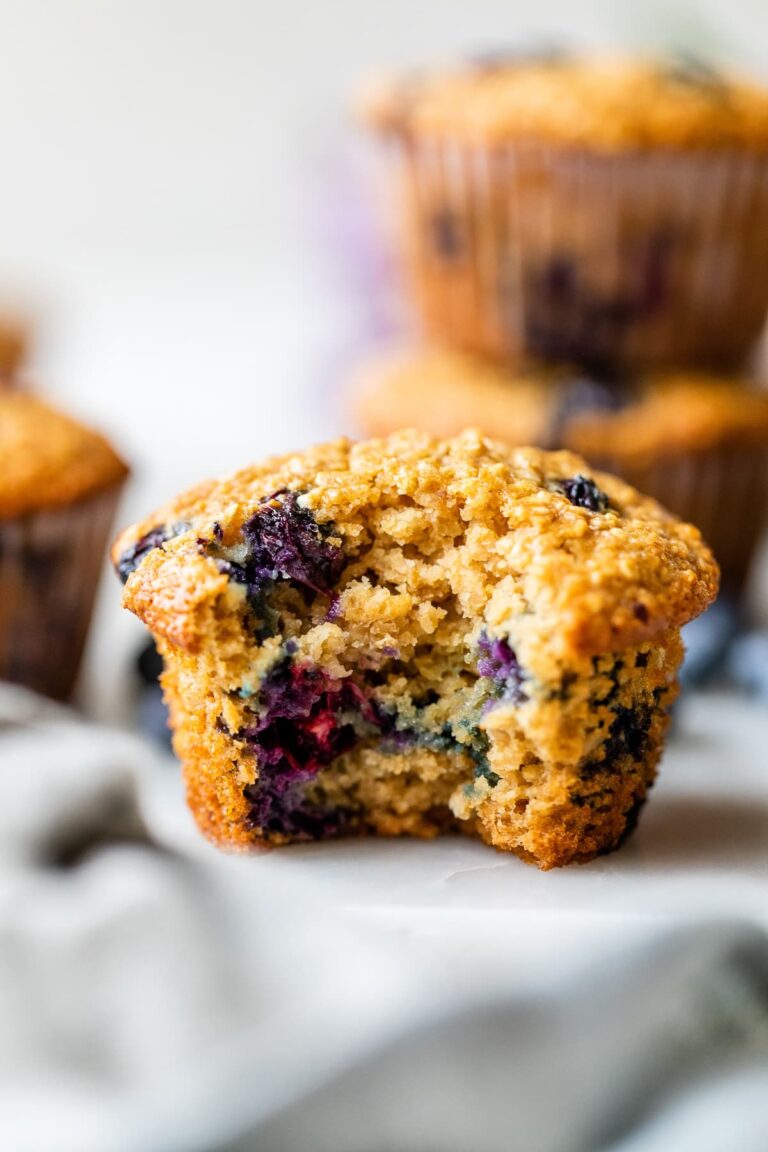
left=147, top=689, right=768, bottom=989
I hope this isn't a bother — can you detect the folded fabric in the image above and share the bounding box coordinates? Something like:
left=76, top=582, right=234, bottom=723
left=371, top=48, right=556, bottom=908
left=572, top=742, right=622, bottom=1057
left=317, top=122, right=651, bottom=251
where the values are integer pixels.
left=246, top=924, right=768, bottom=1152
left=0, top=685, right=414, bottom=1152
left=0, top=683, right=767, bottom=1152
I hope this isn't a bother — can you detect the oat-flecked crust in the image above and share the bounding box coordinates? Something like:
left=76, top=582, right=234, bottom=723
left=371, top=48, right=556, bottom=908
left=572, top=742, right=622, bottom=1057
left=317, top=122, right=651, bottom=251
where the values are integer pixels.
left=115, top=430, right=718, bottom=867
left=0, top=393, right=129, bottom=518
left=117, top=431, right=717, bottom=656
left=362, top=55, right=768, bottom=151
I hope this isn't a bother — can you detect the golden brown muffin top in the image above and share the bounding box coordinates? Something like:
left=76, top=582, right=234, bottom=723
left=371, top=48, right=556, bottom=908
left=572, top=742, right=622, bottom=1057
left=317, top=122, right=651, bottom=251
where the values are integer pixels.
left=363, top=54, right=768, bottom=150
left=350, top=348, right=768, bottom=463
left=115, top=430, right=717, bottom=663
left=0, top=392, right=129, bottom=518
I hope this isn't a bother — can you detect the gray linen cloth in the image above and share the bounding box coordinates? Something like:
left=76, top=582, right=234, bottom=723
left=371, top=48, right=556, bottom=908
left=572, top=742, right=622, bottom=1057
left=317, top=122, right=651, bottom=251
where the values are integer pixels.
left=0, top=683, right=766, bottom=1152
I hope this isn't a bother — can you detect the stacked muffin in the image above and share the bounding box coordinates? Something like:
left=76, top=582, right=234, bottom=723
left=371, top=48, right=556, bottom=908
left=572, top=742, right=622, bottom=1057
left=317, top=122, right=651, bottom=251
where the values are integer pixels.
left=351, top=53, right=768, bottom=595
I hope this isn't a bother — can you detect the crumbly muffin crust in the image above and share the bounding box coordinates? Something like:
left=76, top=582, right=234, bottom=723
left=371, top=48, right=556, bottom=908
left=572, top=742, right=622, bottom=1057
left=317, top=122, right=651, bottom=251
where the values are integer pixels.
left=364, top=54, right=768, bottom=150
left=349, top=349, right=768, bottom=462
left=115, top=431, right=718, bottom=868
left=0, top=393, right=129, bottom=518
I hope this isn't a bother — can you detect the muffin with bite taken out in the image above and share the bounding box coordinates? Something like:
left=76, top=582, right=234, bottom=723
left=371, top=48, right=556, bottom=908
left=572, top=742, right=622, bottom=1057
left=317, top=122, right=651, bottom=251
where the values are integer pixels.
left=114, top=429, right=717, bottom=868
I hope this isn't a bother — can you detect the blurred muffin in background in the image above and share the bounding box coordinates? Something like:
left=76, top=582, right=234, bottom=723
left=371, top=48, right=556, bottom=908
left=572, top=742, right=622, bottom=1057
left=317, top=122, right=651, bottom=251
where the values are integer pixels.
left=362, top=53, right=768, bottom=371
left=0, top=393, right=129, bottom=699
left=348, top=348, right=768, bottom=593
left=0, top=311, right=29, bottom=383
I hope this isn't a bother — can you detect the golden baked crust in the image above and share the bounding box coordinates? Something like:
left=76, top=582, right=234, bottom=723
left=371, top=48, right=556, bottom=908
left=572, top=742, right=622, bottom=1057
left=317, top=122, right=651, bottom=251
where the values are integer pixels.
left=117, top=430, right=716, bottom=660
left=115, top=431, right=717, bottom=868
left=363, top=54, right=768, bottom=150
left=349, top=349, right=768, bottom=461
left=0, top=393, right=129, bottom=518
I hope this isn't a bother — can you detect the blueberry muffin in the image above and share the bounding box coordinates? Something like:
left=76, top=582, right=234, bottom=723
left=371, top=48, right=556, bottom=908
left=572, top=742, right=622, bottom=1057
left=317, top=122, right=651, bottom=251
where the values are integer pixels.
left=114, top=430, right=717, bottom=868
left=349, top=350, right=768, bottom=593
left=0, top=393, right=129, bottom=699
left=363, top=53, right=768, bottom=370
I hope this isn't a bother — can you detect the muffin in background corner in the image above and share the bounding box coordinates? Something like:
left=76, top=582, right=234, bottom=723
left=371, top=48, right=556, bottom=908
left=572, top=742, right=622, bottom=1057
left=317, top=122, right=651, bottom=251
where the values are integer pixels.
left=362, top=53, right=768, bottom=371
left=0, top=392, right=129, bottom=699
left=348, top=348, right=768, bottom=594
left=0, top=312, right=29, bottom=383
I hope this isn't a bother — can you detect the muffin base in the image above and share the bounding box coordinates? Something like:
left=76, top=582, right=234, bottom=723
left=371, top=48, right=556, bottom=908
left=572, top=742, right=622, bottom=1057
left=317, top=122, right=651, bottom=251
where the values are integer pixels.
left=159, top=600, right=681, bottom=870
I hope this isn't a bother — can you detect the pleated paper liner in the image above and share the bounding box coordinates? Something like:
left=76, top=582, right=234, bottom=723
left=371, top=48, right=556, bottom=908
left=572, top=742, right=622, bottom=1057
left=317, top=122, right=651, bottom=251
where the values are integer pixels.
left=0, top=482, right=125, bottom=700
left=389, top=141, right=768, bottom=370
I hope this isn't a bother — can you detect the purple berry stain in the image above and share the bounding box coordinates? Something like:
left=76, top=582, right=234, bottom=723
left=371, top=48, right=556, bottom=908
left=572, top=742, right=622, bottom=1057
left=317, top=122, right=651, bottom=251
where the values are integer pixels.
left=521, top=231, right=675, bottom=369
left=557, top=475, right=609, bottom=513
left=430, top=211, right=463, bottom=260
left=243, top=490, right=343, bottom=594
left=477, top=633, right=527, bottom=706
left=116, top=522, right=189, bottom=584
left=214, top=490, right=344, bottom=602
left=582, top=703, right=654, bottom=780
left=242, top=655, right=381, bottom=840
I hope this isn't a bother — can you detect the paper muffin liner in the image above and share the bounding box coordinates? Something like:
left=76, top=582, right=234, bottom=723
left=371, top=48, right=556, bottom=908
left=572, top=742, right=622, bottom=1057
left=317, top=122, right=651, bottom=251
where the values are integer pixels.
left=389, top=140, right=768, bottom=369
left=0, top=483, right=125, bottom=700
left=588, top=443, right=768, bottom=594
